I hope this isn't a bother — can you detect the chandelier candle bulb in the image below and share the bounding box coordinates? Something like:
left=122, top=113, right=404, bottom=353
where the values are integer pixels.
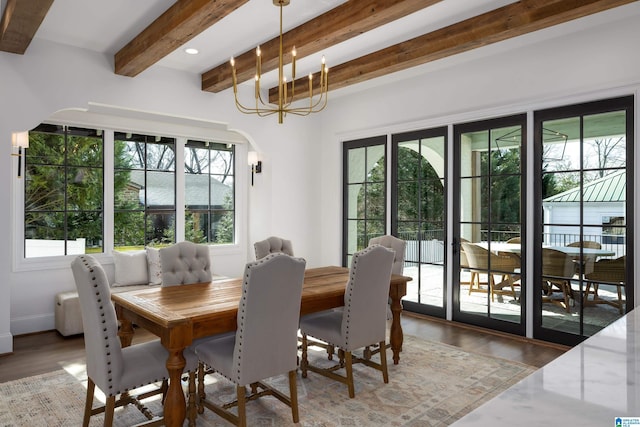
left=283, top=77, right=287, bottom=101
left=230, top=57, right=237, bottom=93
left=256, top=46, right=261, bottom=77
left=292, top=46, right=296, bottom=80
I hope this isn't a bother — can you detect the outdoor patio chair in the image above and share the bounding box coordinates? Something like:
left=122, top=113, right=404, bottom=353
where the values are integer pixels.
left=460, top=242, right=520, bottom=302
left=585, top=255, right=626, bottom=314
left=541, top=248, right=576, bottom=313
left=566, top=240, right=602, bottom=276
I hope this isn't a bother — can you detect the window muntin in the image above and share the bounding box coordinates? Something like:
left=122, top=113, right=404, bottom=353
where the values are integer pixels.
left=185, top=140, right=235, bottom=244
left=25, top=125, right=104, bottom=258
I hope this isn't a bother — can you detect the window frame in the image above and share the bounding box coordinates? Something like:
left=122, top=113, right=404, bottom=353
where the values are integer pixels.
left=13, top=125, right=245, bottom=272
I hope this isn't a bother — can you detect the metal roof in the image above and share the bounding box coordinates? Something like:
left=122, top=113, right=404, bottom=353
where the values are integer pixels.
left=543, top=169, right=625, bottom=203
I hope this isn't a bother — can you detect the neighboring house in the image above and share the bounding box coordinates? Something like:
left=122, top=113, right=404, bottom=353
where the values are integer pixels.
left=542, top=170, right=626, bottom=257
left=128, top=170, right=232, bottom=209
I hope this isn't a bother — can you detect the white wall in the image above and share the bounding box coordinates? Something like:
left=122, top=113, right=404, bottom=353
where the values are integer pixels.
left=0, top=38, right=323, bottom=351
left=2, top=2, right=640, bottom=353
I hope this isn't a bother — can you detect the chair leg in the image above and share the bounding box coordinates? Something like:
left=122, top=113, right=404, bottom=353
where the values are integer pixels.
left=379, top=340, right=389, bottom=384
left=236, top=385, right=247, bottom=427
left=104, top=395, right=116, bottom=427
left=288, top=370, right=299, bottom=423
left=160, top=380, right=168, bottom=404
left=300, top=333, right=309, bottom=378
left=344, top=351, right=355, bottom=398
left=468, top=272, right=477, bottom=295
left=83, top=378, right=95, bottom=427
left=197, top=362, right=206, bottom=414
left=617, top=285, right=624, bottom=314
left=187, top=370, right=196, bottom=427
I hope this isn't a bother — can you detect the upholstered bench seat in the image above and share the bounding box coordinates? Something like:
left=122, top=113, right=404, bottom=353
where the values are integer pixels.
left=56, top=244, right=224, bottom=336
left=55, top=284, right=153, bottom=336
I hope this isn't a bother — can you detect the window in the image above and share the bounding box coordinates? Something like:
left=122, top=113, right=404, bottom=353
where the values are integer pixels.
left=185, top=140, right=235, bottom=244
left=114, top=133, right=176, bottom=249
left=602, top=216, right=625, bottom=244
left=25, top=125, right=104, bottom=258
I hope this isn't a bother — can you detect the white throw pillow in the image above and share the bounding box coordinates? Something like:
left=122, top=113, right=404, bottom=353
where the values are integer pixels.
left=112, top=250, right=149, bottom=286
left=146, top=247, right=163, bottom=286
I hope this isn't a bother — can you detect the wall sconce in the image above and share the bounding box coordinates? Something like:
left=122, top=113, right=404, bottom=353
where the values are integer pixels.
left=248, top=151, right=262, bottom=186
left=12, top=131, right=29, bottom=178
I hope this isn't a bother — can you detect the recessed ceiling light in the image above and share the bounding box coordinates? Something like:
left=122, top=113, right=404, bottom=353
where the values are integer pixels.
left=184, top=48, right=199, bottom=55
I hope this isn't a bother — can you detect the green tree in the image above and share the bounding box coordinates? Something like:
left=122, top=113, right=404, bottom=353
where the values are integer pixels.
left=481, top=148, right=520, bottom=228
left=26, top=131, right=104, bottom=247
left=215, top=192, right=235, bottom=244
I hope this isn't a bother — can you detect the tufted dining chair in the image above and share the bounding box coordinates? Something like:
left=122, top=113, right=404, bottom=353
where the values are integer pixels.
left=194, top=253, right=306, bottom=427
left=159, top=241, right=212, bottom=286
left=368, top=235, right=406, bottom=275
left=253, top=236, right=294, bottom=260
left=71, top=255, right=199, bottom=427
left=299, top=245, right=395, bottom=398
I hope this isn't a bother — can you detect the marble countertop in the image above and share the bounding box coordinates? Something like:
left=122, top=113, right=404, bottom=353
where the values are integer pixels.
left=453, top=309, right=640, bottom=426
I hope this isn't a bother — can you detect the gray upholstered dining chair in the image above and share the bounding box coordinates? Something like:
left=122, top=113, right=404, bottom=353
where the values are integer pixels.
left=159, top=241, right=212, bottom=286
left=194, top=253, right=306, bottom=427
left=368, top=234, right=406, bottom=275
left=299, top=244, right=395, bottom=398
left=71, top=255, right=199, bottom=427
left=253, top=236, right=294, bottom=260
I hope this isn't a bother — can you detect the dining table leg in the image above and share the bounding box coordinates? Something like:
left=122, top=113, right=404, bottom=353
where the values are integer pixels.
left=164, top=347, right=187, bottom=427
left=389, top=279, right=407, bottom=365
left=115, top=309, right=134, bottom=347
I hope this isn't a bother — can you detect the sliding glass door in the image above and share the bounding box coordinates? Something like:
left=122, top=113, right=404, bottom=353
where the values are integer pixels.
left=534, top=96, right=634, bottom=345
left=453, top=115, right=526, bottom=335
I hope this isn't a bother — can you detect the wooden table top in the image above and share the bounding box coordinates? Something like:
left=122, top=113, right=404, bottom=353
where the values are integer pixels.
left=112, top=266, right=409, bottom=342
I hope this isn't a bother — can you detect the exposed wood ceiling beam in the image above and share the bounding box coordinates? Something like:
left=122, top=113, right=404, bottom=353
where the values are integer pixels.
left=270, top=0, right=637, bottom=103
left=0, top=0, right=53, bottom=54
left=115, top=0, right=249, bottom=77
left=201, top=0, right=441, bottom=93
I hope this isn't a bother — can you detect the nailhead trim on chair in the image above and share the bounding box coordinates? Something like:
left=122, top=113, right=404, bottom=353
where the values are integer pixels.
left=342, top=245, right=379, bottom=348
left=80, top=256, right=116, bottom=393
left=79, top=255, right=169, bottom=395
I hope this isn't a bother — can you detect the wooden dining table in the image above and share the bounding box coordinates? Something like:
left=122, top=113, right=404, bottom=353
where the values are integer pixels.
left=111, top=266, right=411, bottom=427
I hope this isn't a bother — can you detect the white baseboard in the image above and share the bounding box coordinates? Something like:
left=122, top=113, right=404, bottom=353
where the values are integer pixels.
left=0, top=331, right=13, bottom=355
left=11, top=313, right=55, bottom=336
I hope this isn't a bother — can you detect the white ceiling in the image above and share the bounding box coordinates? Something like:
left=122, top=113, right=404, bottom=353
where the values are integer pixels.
left=16, top=0, right=640, bottom=94
left=32, top=0, right=519, bottom=80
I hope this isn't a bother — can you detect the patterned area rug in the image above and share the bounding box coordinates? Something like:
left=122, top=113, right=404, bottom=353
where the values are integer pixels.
left=0, top=335, right=535, bottom=426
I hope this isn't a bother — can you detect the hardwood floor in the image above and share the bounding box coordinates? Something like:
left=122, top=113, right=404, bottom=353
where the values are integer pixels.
left=0, top=313, right=568, bottom=383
